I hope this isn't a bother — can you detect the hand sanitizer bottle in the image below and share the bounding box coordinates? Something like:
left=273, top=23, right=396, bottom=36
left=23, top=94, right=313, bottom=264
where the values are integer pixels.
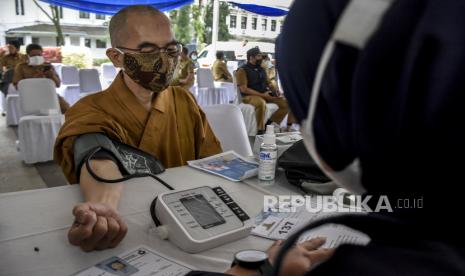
left=259, top=125, right=278, bottom=181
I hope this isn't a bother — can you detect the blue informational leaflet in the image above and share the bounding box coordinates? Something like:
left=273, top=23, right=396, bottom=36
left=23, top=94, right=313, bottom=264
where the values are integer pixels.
left=188, top=151, right=258, bottom=181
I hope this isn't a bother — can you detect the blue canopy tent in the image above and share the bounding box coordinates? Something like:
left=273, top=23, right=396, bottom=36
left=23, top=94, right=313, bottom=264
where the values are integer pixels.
left=37, top=0, right=290, bottom=16
left=228, top=0, right=291, bottom=17
left=37, top=0, right=194, bottom=15
left=36, top=0, right=292, bottom=53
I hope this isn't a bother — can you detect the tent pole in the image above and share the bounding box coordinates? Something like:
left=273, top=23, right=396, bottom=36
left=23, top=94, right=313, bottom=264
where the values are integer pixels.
left=212, top=0, right=220, bottom=57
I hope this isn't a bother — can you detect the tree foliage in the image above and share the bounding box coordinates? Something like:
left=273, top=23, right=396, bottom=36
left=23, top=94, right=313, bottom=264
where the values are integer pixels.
left=203, top=1, right=231, bottom=44
left=172, top=5, right=192, bottom=45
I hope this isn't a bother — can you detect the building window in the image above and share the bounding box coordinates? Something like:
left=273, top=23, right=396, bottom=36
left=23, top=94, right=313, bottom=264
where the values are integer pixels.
left=6, top=37, right=24, bottom=45
left=251, top=17, right=257, bottom=30
left=85, top=38, right=91, bottom=48
left=96, top=14, right=105, bottom=20
left=15, top=0, right=25, bottom=15
left=96, top=39, right=107, bottom=48
left=32, top=37, right=40, bottom=44
left=229, top=15, right=236, bottom=29
left=241, top=16, right=247, bottom=30
left=79, top=11, right=90, bottom=19
left=262, top=18, right=267, bottom=31
left=271, top=20, right=277, bottom=32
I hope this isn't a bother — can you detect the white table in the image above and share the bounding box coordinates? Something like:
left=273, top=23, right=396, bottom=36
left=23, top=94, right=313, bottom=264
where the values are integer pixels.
left=0, top=166, right=302, bottom=275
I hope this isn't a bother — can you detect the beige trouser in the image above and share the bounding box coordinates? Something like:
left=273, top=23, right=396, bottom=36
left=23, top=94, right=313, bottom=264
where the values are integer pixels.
left=242, top=95, right=292, bottom=131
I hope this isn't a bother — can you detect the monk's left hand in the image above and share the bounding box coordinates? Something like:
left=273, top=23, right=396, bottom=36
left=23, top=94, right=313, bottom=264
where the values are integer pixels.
left=68, top=202, right=128, bottom=252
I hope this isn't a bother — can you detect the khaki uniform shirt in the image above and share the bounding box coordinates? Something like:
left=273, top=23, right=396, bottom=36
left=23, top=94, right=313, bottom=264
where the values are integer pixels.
left=172, top=58, right=195, bottom=90
left=13, top=62, right=61, bottom=87
left=212, top=59, right=233, bottom=82
left=0, top=53, right=27, bottom=70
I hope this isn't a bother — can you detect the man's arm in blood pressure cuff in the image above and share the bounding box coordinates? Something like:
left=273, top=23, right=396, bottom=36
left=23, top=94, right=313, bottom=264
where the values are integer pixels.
left=73, top=133, right=165, bottom=183
left=73, top=133, right=129, bottom=182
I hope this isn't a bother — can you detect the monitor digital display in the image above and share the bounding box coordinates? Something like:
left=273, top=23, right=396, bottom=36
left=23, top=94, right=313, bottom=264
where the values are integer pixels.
left=180, top=194, right=226, bottom=229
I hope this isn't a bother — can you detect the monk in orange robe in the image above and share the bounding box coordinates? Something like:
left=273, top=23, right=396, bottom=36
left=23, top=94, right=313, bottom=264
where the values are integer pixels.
left=54, top=5, right=221, bottom=252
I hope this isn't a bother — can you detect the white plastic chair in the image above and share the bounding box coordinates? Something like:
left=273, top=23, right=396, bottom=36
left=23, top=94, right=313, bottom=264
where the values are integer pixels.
left=79, top=68, right=102, bottom=96
left=195, top=68, right=229, bottom=106
left=5, top=84, right=21, bottom=126
left=17, top=79, right=64, bottom=163
left=52, top=63, right=63, bottom=80
left=58, top=65, right=80, bottom=105
left=101, top=63, right=117, bottom=88
left=202, top=104, right=253, bottom=157
left=61, top=65, right=79, bottom=85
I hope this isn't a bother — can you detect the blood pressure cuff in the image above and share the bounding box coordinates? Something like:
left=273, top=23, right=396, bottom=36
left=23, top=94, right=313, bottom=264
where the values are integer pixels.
left=73, top=133, right=165, bottom=182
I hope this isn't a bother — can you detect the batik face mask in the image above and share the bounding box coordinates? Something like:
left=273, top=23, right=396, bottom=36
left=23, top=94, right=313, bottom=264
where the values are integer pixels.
left=116, top=49, right=179, bottom=93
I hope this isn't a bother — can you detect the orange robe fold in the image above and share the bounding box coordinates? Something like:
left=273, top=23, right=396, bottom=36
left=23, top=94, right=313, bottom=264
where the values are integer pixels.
left=54, top=73, right=222, bottom=184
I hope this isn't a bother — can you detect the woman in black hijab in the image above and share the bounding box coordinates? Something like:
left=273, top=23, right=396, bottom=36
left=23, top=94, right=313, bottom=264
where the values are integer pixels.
left=273, top=0, right=465, bottom=275
left=188, top=0, right=465, bottom=275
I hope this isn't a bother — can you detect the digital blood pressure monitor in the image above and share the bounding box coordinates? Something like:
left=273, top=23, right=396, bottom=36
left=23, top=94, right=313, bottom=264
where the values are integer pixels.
left=153, top=186, right=253, bottom=253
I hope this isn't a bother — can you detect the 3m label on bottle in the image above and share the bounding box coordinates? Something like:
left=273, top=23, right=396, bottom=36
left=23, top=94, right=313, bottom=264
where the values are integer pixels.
left=259, top=151, right=277, bottom=180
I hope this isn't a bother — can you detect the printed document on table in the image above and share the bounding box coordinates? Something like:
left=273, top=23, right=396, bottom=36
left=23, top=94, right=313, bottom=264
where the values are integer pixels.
left=252, top=196, right=367, bottom=246
left=252, top=206, right=341, bottom=240
left=188, top=151, right=258, bottom=181
left=298, top=224, right=371, bottom=248
left=72, top=245, right=193, bottom=276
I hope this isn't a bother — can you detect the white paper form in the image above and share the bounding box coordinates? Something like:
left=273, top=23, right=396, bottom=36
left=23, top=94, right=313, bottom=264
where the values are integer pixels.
left=72, top=245, right=193, bottom=276
left=298, top=224, right=371, bottom=248
left=252, top=199, right=342, bottom=240
left=252, top=196, right=368, bottom=246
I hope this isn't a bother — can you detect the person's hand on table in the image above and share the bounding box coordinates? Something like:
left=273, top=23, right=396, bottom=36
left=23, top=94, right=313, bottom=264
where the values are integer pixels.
left=224, top=238, right=334, bottom=276
left=268, top=238, right=335, bottom=276
left=68, top=202, right=128, bottom=252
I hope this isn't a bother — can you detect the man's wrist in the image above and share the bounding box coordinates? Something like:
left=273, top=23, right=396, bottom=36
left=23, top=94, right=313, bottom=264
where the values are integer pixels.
left=90, top=188, right=121, bottom=209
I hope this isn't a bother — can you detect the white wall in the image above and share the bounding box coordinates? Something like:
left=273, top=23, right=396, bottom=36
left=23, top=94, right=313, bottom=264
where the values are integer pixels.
left=38, top=36, right=56, bottom=46
left=226, top=9, right=283, bottom=40
left=0, top=0, right=109, bottom=27
left=0, top=0, right=109, bottom=59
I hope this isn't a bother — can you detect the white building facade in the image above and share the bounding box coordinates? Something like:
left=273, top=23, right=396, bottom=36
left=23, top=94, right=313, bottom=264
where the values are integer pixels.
left=226, top=6, right=284, bottom=41
left=0, top=0, right=110, bottom=58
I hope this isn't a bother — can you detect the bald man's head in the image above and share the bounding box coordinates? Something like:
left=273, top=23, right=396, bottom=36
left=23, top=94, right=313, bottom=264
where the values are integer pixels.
left=109, top=5, right=171, bottom=47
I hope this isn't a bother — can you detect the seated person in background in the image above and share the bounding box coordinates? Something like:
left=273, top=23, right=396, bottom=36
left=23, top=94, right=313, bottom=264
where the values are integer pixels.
left=189, top=50, right=199, bottom=69
left=212, top=51, right=233, bottom=82
left=236, top=47, right=294, bottom=134
left=1, top=40, right=27, bottom=115
left=171, top=45, right=195, bottom=90
left=0, top=40, right=27, bottom=71
left=54, top=5, right=222, bottom=252
left=13, top=43, right=70, bottom=113
left=261, top=54, right=277, bottom=89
